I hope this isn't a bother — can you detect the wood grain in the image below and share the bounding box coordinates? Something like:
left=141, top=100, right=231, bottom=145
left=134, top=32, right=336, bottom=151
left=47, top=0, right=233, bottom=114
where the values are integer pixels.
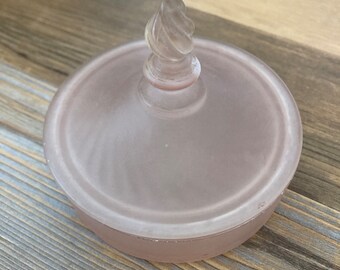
left=0, top=0, right=339, bottom=269
left=186, top=0, right=340, bottom=56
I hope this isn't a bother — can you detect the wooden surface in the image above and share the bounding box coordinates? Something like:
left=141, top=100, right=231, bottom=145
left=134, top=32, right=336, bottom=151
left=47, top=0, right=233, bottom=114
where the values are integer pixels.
left=0, top=0, right=339, bottom=269
left=186, top=0, right=340, bottom=56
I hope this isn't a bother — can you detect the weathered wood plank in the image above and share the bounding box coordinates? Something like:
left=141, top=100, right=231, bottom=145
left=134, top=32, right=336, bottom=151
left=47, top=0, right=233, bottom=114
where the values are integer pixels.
left=284, top=190, right=339, bottom=226
left=0, top=0, right=339, bottom=269
left=279, top=194, right=339, bottom=241
left=0, top=0, right=155, bottom=85
left=0, top=68, right=339, bottom=269
left=186, top=0, right=340, bottom=56
left=1, top=0, right=339, bottom=209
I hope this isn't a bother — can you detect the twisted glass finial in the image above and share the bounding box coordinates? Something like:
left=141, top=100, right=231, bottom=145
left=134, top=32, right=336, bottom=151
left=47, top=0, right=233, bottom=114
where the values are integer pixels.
left=144, top=0, right=201, bottom=90
left=139, top=0, right=206, bottom=118
left=145, top=0, right=195, bottom=61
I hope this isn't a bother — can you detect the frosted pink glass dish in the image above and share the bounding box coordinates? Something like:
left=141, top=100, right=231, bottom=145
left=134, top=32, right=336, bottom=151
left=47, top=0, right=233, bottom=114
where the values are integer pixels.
left=44, top=39, right=302, bottom=263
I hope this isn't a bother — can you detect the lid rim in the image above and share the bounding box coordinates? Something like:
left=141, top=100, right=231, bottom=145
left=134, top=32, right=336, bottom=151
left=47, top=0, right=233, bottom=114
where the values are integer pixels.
left=43, top=39, right=303, bottom=239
